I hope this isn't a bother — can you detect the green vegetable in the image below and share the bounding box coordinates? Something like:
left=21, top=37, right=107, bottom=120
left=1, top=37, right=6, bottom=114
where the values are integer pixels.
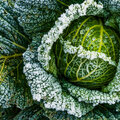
left=0, top=0, right=120, bottom=119
left=54, top=16, right=119, bottom=89
left=36, top=0, right=120, bottom=118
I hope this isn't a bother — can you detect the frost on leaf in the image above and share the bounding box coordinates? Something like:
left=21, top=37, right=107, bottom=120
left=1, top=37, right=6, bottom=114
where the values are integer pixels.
left=23, top=38, right=94, bottom=118
left=0, top=1, right=33, bottom=109
left=14, top=0, right=61, bottom=38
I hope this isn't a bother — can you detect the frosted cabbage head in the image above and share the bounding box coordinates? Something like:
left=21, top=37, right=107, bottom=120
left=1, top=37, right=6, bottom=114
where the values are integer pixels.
left=54, top=16, right=119, bottom=89
left=25, top=0, right=120, bottom=119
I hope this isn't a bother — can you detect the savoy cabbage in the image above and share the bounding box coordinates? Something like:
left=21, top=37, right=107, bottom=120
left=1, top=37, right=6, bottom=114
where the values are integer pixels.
left=0, top=0, right=120, bottom=119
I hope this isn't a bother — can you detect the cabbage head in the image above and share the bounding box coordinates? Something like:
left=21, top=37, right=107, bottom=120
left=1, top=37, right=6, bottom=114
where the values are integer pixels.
left=1, top=0, right=120, bottom=119
left=54, top=16, right=119, bottom=89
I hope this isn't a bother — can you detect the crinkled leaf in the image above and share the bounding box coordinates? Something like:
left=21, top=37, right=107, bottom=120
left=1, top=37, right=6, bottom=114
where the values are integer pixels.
left=14, top=0, right=61, bottom=37
left=0, top=1, right=33, bottom=109
left=13, top=104, right=48, bottom=120
left=99, top=0, right=120, bottom=14
left=80, top=105, right=119, bottom=120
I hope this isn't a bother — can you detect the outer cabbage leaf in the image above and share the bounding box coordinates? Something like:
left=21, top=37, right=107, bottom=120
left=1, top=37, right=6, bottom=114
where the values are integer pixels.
left=99, top=0, right=120, bottom=32
left=44, top=108, right=82, bottom=120
left=0, top=2, right=29, bottom=56
left=80, top=105, right=119, bottom=120
left=14, top=0, right=61, bottom=38
left=9, top=103, right=120, bottom=120
left=0, top=62, right=33, bottom=109
left=99, top=0, right=120, bottom=13
left=0, top=1, right=33, bottom=109
left=45, top=105, right=120, bottom=120
left=13, top=104, right=48, bottom=120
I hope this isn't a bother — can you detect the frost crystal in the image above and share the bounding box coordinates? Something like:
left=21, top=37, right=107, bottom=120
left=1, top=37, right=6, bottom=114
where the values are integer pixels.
left=62, top=40, right=116, bottom=66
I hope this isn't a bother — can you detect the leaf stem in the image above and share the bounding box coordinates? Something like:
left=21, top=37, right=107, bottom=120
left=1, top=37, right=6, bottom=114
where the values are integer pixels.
left=57, top=0, right=69, bottom=7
